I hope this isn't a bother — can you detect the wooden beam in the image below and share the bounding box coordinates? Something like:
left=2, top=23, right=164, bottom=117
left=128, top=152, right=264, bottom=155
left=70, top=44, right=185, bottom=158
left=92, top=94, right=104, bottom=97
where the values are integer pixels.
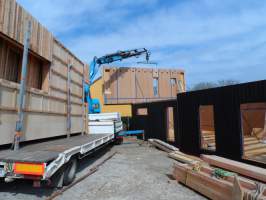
left=173, top=163, right=266, bottom=199
left=148, top=139, right=179, bottom=153
left=245, top=143, right=266, bottom=151
left=186, top=170, right=233, bottom=200
left=201, top=155, right=266, bottom=183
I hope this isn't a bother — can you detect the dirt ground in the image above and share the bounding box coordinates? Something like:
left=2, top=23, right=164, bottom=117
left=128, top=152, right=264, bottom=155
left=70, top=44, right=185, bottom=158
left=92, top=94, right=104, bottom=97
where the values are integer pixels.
left=0, top=141, right=206, bottom=200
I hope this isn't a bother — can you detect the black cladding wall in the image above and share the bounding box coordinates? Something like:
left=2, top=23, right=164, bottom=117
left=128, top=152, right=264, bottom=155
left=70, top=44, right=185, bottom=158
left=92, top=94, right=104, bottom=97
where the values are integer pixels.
left=131, top=100, right=179, bottom=146
left=131, top=80, right=266, bottom=168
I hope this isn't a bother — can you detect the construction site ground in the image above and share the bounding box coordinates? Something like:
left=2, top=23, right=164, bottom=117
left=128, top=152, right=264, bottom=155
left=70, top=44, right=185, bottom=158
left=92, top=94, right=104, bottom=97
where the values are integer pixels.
left=0, top=140, right=206, bottom=200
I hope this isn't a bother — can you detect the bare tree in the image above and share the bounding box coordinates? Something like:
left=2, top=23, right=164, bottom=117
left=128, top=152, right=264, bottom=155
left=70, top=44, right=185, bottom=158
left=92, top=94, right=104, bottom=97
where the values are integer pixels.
left=189, top=79, right=239, bottom=91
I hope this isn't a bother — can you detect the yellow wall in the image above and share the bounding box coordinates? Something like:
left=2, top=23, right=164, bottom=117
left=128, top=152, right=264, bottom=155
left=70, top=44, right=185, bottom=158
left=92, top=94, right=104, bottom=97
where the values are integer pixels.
left=90, top=78, right=132, bottom=117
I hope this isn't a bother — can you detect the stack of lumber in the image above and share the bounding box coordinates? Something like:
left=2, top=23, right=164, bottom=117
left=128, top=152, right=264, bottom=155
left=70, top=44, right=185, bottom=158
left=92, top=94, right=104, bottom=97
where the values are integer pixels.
left=173, top=154, right=266, bottom=200
left=201, top=155, right=266, bottom=183
left=201, top=130, right=216, bottom=150
left=243, top=136, right=266, bottom=163
left=149, top=139, right=266, bottom=199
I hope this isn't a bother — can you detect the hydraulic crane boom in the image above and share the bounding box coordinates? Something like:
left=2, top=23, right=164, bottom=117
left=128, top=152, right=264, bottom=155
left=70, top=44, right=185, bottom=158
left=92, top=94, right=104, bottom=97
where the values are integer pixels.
left=85, top=48, right=151, bottom=113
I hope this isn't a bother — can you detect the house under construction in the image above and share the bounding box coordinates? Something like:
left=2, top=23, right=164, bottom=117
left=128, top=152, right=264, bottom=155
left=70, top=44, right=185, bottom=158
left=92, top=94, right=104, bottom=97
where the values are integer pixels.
left=0, top=0, right=266, bottom=199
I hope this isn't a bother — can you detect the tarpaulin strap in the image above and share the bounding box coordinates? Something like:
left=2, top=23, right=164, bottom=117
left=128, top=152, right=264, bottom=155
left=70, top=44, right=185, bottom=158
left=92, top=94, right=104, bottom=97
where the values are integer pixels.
left=212, top=168, right=235, bottom=179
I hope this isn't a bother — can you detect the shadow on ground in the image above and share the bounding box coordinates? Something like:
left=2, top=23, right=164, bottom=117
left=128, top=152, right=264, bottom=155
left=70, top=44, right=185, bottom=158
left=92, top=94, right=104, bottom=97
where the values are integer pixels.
left=0, top=144, right=114, bottom=199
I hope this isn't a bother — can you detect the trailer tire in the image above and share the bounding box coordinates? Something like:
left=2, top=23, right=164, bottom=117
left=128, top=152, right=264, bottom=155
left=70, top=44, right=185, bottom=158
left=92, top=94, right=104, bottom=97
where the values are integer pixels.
left=63, top=158, right=77, bottom=185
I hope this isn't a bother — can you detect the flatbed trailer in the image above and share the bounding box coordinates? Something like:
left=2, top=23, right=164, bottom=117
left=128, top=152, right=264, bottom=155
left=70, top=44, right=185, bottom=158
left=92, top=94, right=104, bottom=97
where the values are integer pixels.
left=0, top=133, right=115, bottom=187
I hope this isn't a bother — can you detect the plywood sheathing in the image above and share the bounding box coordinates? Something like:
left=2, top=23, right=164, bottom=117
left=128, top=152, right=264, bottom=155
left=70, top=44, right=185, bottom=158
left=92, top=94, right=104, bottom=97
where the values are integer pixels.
left=0, top=0, right=53, bottom=61
left=0, top=0, right=87, bottom=145
left=103, top=66, right=185, bottom=104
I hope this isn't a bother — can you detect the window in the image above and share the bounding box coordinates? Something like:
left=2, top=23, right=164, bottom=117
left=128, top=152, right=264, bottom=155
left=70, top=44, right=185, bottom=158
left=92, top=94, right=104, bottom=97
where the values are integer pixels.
left=166, top=107, right=175, bottom=142
left=241, top=103, right=266, bottom=164
left=153, top=78, right=159, bottom=97
left=0, top=38, right=20, bottom=82
left=0, top=36, right=49, bottom=91
left=137, top=108, right=148, bottom=116
left=199, top=105, right=216, bottom=151
left=170, top=78, right=176, bottom=85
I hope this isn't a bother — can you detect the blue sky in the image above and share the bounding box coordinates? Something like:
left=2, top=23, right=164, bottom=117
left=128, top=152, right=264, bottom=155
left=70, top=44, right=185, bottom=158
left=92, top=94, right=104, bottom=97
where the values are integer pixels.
left=17, top=0, right=266, bottom=87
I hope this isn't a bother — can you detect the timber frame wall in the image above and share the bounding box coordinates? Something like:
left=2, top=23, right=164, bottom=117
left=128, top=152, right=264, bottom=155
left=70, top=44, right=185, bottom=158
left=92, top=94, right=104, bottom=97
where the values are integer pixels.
left=131, top=80, right=266, bottom=168
left=103, top=66, right=185, bottom=104
left=0, top=0, right=86, bottom=145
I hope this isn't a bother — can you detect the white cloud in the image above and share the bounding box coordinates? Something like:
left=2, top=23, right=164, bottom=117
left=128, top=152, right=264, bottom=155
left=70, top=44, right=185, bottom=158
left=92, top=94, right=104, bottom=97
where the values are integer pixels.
left=17, top=0, right=266, bottom=86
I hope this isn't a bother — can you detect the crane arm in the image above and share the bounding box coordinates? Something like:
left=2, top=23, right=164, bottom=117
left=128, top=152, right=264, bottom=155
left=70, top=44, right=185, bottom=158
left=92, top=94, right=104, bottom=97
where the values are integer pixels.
left=86, top=48, right=151, bottom=113
left=89, top=48, right=150, bottom=85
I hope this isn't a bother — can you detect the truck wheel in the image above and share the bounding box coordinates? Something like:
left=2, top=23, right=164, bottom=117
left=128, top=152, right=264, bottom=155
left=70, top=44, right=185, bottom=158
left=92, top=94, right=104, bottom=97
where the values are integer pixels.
left=63, top=158, right=78, bottom=186
left=115, top=137, right=123, bottom=145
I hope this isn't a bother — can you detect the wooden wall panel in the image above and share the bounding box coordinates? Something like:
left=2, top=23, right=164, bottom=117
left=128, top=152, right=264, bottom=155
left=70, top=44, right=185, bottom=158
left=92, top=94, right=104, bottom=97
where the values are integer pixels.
left=52, top=58, right=67, bottom=77
left=103, top=68, right=118, bottom=104
left=135, top=68, right=147, bottom=103
left=0, top=0, right=52, bottom=61
left=0, top=38, right=20, bottom=82
left=158, top=70, right=171, bottom=98
left=50, top=73, right=67, bottom=92
left=0, top=0, right=87, bottom=144
left=117, top=67, right=133, bottom=104
left=103, top=66, right=185, bottom=104
left=146, top=69, right=154, bottom=100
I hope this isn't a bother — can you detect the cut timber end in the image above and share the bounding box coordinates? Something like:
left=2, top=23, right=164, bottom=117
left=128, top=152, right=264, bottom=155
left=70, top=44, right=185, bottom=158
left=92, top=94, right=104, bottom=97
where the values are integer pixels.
left=172, top=163, right=188, bottom=184
left=201, top=155, right=266, bottom=183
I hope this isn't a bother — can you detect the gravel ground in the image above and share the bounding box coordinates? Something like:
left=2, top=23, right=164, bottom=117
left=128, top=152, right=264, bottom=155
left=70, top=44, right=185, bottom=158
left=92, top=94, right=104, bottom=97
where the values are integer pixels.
left=0, top=141, right=206, bottom=200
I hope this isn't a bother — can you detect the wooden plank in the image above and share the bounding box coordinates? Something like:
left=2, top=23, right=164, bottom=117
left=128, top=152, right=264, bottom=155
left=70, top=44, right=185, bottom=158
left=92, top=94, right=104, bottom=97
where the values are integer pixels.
left=245, top=148, right=266, bottom=157
left=199, top=165, right=260, bottom=192
left=201, top=155, right=266, bottom=183
left=148, top=139, right=179, bottom=153
left=0, top=0, right=5, bottom=32
left=186, top=170, right=233, bottom=200
left=173, top=163, right=266, bottom=200
left=169, top=152, right=197, bottom=164
left=245, top=143, right=266, bottom=151
left=244, top=140, right=260, bottom=145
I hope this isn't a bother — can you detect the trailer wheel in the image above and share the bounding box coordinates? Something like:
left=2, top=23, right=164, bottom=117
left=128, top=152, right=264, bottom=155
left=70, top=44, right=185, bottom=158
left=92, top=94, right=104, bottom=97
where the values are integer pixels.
left=63, top=158, right=77, bottom=185
left=115, top=137, right=123, bottom=145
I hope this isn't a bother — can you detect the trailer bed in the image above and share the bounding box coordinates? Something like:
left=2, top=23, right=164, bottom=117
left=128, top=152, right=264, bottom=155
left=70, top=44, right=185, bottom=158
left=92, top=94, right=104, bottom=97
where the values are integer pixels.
left=0, top=134, right=111, bottom=163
